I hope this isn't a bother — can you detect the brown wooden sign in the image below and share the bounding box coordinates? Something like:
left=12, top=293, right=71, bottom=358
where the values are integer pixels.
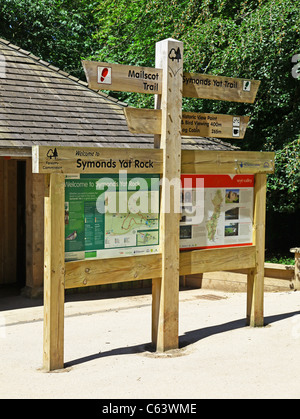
left=182, top=72, right=260, bottom=103
left=82, top=60, right=163, bottom=95
left=32, top=145, right=163, bottom=174
left=82, top=61, right=259, bottom=102
left=124, top=107, right=250, bottom=139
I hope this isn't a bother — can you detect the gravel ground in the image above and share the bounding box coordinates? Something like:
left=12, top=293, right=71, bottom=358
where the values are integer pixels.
left=1, top=288, right=300, bottom=399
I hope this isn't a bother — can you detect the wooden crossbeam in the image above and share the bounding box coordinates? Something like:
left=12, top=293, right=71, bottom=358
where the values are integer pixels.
left=181, top=150, right=275, bottom=174
left=65, top=245, right=256, bottom=289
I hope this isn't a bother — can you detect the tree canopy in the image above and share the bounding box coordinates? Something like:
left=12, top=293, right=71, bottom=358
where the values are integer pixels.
left=0, top=0, right=299, bottom=214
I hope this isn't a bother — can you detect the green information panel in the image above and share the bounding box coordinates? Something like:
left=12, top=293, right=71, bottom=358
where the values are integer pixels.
left=65, top=174, right=160, bottom=261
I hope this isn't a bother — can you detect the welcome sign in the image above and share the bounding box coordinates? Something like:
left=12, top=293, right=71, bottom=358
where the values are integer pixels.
left=32, top=146, right=163, bottom=174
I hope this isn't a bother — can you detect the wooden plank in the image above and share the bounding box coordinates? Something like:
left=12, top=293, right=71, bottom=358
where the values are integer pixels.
left=124, top=108, right=161, bottom=135
left=247, top=174, right=267, bottom=327
left=181, top=150, right=275, bottom=174
left=180, top=245, right=256, bottom=276
left=200, top=271, right=292, bottom=293
left=264, top=262, right=294, bottom=280
left=182, top=72, right=260, bottom=103
left=65, top=246, right=256, bottom=289
left=230, top=263, right=295, bottom=279
left=43, top=174, right=65, bottom=371
left=124, top=107, right=249, bottom=139
left=82, top=61, right=163, bottom=95
left=32, top=145, right=163, bottom=174
left=65, top=253, right=162, bottom=289
left=152, top=38, right=183, bottom=352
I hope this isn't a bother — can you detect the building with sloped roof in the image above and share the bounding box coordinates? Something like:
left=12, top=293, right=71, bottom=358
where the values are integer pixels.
left=0, top=38, right=237, bottom=296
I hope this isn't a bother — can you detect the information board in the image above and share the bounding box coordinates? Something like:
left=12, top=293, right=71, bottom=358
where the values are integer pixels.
left=65, top=174, right=160, bottom=261
left=65, top=173, right=254, bottom=261
left=180, top=174, right=254, bottom=250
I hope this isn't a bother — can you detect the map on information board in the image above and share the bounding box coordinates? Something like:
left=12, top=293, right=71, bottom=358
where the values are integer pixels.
left=103, top=190, right=159, bottom=249
left=206, top=189, right=223, bottom=242
left=180, top=174, right=254, bottom=250
left=65, top=174, right=160, bottom=261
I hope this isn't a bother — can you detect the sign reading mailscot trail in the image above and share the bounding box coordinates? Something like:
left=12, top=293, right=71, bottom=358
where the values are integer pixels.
left=82, top=61, right=163, bottom=94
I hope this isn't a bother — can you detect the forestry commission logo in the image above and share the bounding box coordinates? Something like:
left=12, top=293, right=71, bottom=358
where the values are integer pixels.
left=46, top=148, right=58, bottom=159
left=168, top=46, right=183, bottom=77
left=168, top=47, right=182, bottom=63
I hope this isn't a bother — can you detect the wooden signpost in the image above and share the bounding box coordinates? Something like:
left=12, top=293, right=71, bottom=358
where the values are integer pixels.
left=36, top=38, right=275, bottom=371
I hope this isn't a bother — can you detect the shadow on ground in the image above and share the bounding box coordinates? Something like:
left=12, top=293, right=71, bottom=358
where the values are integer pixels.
left=65, top=310, right=299, bottom=368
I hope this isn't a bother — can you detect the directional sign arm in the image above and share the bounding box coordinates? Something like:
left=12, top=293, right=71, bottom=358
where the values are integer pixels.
left=82, top=60, right=163, bottom=95
left=124, top=107, right=250, bottom=139
left=124, top=107, right=162, bottom=135
left=182, top=72, right=260, bottom=103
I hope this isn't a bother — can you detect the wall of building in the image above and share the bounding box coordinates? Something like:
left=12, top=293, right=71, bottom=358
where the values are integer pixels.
left=0, top=157, right=18, bottom=286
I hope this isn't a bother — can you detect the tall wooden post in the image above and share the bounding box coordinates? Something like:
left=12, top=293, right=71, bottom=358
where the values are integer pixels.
left=152, top=38, right=183, bottom=351
left=247, top=174, right=267, bottom=327
left=43, top=173, right=65, bottom=371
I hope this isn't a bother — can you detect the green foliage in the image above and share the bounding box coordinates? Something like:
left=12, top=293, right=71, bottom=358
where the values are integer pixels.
left=267, top=138, right=300, bottom=212
left=265, top=253, right=295, bottom=265
left=0, top=0, right=299, bottom=214
left=0, top=0, right=99, bottom=78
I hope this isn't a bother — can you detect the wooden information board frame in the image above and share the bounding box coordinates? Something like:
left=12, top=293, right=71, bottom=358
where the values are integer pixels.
left=34, top=38, right=275, bottom=371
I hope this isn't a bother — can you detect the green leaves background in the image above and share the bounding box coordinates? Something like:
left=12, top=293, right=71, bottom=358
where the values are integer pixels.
left=0, top=0, right=298, bottom=225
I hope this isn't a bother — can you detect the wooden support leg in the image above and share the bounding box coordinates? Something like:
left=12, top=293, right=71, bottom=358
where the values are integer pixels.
left=43, top=174, right=65, bottom=371
left=152, top=38, right=183, bottom=352
left=247, top=174, right=267, bottom=327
